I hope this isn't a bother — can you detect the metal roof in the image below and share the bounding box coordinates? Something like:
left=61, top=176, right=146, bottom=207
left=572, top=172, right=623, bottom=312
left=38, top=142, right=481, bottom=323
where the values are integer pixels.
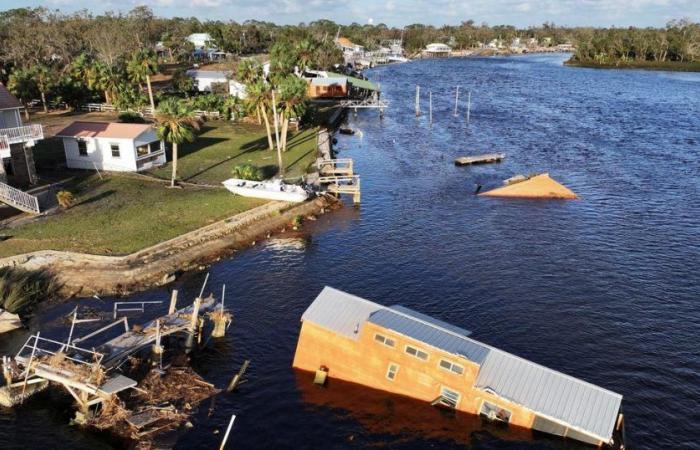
left=186, top=70, right=232, bottom=80
left=368, top=308, right=490, bottom=365
left=309, top=77, right=347, bottom=87
left=476, top=348, right=622, bottom=442
left=300, top=287, right=623, bottom=442
left=0, top=83, right=22, bottom=110
left=301, top=286, right=383, bottom=339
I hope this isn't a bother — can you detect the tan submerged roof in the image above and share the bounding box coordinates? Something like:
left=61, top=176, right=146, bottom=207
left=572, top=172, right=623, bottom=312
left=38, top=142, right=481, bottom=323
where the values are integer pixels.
left=56, top=121, right=154, bottom=140
left=479, top=173, right=578, bottom=199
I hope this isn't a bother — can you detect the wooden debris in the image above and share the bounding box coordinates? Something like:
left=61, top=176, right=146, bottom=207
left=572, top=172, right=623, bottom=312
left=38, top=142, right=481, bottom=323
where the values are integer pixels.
left=226, top=360, right=250, bottom=393
left=454, top=153, right=505, bottom=166
left=479, top=173, right=578, bottom=199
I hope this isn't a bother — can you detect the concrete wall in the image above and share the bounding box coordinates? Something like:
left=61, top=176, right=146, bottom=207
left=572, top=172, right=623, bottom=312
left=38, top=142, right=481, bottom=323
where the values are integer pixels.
left=293, top=320, right=538, bottom=432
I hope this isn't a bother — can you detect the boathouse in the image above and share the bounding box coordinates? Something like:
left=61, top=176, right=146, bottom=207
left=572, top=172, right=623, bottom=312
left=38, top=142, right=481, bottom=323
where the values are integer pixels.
left=293, top=287, right=623, bottom=447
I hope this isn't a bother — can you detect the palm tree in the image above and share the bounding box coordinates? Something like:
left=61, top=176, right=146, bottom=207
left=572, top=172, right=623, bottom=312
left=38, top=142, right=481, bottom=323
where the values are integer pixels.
left=277, top=75, right=309, bottom=152
left=237, top=59, right=264, bottom=124
left=247, top=80, right=274, bottom=151
left=32, top=64, right=57, bottom=113
left=154, top=98, right=201, bottom=187
left=127, top=49, right=159, bottom=111
left=294, top=39, right=316, bottom=72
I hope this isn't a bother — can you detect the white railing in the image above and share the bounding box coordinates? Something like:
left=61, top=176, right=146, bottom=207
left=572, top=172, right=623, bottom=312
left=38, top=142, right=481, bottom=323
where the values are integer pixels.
left=0, top=124, right=43, bottom=146
left=0, top=181, right=40, bottom=213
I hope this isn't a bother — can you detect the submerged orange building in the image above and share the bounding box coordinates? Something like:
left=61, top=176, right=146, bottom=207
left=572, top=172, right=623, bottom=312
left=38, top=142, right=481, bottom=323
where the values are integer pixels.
left=293, top=287, right=624, bottom=447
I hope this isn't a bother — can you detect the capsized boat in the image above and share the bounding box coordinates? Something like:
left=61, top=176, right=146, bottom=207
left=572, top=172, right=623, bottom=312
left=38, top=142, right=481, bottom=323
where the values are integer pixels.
left=222, top=178, right=309, bottom=203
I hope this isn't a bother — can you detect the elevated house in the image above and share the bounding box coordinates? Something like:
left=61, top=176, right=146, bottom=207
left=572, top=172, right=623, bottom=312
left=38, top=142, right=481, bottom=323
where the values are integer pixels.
left=303, top=70, right=379, bottom=100
left=56, top=122, right=165, bottom=172
left=0, top=83, right=43, bottom=187
left=293, top=287, right=625, bottom=447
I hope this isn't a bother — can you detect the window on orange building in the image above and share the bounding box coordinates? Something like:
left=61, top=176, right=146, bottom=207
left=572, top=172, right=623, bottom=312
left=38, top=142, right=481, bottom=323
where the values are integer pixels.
left=405, top=345, right=429, bottom=361
left=386, top=363, right=399, bottom=381
left=374, top=333, right=396, bottom=348
left=439, top=359, right=464, bottom=375
left=480, top=401, right=512, bottom=423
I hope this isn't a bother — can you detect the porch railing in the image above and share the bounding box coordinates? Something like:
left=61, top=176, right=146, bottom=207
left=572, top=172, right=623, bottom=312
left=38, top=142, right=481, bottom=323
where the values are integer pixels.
left=0, top=124, right=44, bottom=147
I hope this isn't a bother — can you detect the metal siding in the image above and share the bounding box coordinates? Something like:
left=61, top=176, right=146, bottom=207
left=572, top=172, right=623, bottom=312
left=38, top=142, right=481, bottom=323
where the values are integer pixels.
left=301, top=286, right=383, bottom=340
left=475, top=349, right=621, bottom=441
left=367, top=309, right=490, bottom=365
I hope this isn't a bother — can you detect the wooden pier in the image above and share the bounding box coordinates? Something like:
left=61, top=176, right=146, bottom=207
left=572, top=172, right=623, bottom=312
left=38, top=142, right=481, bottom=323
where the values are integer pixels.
left=317, top=158, right=354, bottom=177
left=454, top=153, right=505, bottom=166
left=319, top=175, right=361, bottom=204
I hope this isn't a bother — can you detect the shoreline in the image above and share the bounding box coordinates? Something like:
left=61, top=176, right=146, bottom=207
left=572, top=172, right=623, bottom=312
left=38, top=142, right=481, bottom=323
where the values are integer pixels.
left=0, top=195, right=339, bottom=297
left=564, top=59, right=700, bottom=72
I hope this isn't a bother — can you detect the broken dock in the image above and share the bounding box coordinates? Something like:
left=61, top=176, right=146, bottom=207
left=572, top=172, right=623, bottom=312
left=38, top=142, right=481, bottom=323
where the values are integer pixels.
left=454, top=153, right=505, bottom=166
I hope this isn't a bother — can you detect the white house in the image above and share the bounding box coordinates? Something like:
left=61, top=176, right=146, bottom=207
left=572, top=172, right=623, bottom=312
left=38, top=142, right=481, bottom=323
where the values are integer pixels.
left=56, top=121, right=166, bottom=172
left=187, top=33, right=213, bottom=50
left=186, top=70, right=247, bottom=99
left=423, top=43, right=452, bottom=57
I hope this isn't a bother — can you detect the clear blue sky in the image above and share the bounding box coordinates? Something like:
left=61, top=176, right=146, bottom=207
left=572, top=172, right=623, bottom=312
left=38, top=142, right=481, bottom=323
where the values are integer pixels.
left=3, top=0, right=698, bottom=28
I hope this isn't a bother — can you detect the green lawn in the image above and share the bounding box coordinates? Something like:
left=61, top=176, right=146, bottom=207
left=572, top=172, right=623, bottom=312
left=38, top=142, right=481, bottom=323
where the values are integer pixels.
left=0, top=175, right=265, bottom=257
left=147, top=121, right=319, bottom=184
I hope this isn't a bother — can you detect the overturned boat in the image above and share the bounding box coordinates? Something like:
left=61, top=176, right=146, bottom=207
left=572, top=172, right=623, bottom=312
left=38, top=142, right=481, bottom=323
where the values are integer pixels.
left=222, top=178, right=309, bottom=203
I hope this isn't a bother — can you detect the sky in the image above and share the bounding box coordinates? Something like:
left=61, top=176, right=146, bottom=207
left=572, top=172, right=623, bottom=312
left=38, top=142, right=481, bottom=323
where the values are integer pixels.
left=3, top=0, right=698, bottom=28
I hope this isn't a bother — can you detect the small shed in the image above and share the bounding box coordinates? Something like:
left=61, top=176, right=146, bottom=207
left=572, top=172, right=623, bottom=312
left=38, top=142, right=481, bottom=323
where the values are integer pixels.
left=306, top=77, right=348, bottom=98
left=56, top=121, right=166, bottom=172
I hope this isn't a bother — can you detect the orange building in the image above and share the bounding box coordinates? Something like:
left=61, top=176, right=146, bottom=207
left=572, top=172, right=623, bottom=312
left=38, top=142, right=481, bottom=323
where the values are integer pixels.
left=306, top=77, right=348, bottom=99
left=293, top=287, right=624, bottom=447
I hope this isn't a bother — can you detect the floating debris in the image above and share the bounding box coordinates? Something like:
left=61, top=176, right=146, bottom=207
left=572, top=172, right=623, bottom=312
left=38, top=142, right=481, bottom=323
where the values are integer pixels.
left=479, top=173, right=578, bottom=199
left=454, top=153, right=505, bottom=166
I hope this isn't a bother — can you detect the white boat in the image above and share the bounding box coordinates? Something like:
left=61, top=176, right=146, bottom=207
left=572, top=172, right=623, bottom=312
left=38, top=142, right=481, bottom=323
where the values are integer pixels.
left=0, top=309, right=22, bottom=334
left=222, top=178, right=309, bottom=203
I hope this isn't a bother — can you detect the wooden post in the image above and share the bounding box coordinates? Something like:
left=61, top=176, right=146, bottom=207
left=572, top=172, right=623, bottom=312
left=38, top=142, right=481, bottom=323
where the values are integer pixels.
left=185, top=297, right=202, bottom=353
left=429, top=91, right=433, bottom=125
left=454, top=86, right=460, bottom=117
left=415, top=85, right=421, bottom=116
left=2, top=356, right=12, bottom=386
left=168, top=290, right=178, bottom=315
left=353, top=176, right=361, bottom=204
left=212, top=285, right=227, bottom=338
left=219, top=414, right=237, bottom=450
left=466, top=90, right=471, bottom=124
left=152, top=319, right=163, bottom=356
left=226, top=360, right=250, bottom=392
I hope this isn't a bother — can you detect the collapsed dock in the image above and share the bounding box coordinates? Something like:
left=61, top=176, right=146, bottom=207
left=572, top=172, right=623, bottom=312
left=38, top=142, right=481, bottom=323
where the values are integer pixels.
left=1, top=285, right=234, bottom=446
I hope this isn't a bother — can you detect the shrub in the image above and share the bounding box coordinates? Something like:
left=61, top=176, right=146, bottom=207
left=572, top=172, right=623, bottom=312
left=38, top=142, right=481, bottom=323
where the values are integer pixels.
left=56, top=190, right=75, bottom=209
left=0, top=267, right=58, bottom=315
left=118, top=111, right=146, bottom=123
left=292, top=215, right=303, bottom=230
left=232, top=164, right=264, bottom=181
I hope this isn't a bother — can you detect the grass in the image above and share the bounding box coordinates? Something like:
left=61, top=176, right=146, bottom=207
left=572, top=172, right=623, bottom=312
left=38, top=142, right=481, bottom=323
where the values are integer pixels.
left=0, top=119, right=319, bottom=258
left=146, top=121, right=319, bottom=184
left=0, top=175, right=265, bottom=257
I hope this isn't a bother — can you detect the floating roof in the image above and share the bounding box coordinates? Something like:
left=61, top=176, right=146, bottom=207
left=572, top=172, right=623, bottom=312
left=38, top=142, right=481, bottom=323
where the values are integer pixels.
left=56, top=121, right=154, bottom=140
left=0, top=83, right=23, bottom=110
left=479, top=173, right=578, bottom=199
left=300, top=287, right=621, bottom=443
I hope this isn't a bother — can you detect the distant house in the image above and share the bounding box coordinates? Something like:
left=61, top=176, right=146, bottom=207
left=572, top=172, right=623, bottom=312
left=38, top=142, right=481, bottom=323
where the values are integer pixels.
left=56, top=122, right=165, bottom=172
left=423, top=43, right=451, bottom=57
left=294, top=287, right=625, bottom=448
left=187, top=33, right=213, bottom=50
left=185, top=70, right=247, bottom=99
left=0, top=83, right=43, bottom=187
left=336, top=37, right=364, bottom=54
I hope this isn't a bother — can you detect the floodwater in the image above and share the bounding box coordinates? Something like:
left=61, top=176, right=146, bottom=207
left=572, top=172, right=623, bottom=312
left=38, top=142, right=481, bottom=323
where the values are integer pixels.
left=1, top=54, right=699, bottom=449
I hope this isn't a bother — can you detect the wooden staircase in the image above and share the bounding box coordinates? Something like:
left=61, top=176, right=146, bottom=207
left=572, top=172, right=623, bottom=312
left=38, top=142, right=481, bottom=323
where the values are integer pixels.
left=0, top=181, right=40, bottom=214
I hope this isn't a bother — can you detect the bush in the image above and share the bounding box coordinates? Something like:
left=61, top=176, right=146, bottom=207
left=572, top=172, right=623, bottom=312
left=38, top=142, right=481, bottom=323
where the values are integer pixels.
left=0, top=267, right=58, bottom=315
left=232, top=164, right=264, bottom=181
left=56, top=190, right=75, bottom=209
left=118, top=111, right=146, bottom=123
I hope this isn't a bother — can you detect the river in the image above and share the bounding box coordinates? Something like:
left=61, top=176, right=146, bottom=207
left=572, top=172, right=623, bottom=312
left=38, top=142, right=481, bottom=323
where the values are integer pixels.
left=1, top=54, right=699, bottom=449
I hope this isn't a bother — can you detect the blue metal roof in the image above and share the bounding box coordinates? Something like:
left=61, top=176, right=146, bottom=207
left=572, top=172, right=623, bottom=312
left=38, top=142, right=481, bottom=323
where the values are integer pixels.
left=368, top=307, right=490, bottom=365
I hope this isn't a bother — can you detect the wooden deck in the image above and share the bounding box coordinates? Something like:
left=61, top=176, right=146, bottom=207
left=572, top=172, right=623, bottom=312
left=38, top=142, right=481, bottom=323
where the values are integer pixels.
left=317, top=158, right=354, bottom=177
left=319, top=175, right=361, bottom=204
left=454, top=153, right=505, bottom=166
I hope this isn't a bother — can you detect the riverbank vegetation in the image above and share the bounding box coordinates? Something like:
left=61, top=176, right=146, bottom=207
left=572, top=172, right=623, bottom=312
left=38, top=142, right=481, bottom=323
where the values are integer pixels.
left=0, top=267, right=57, bottom=315
left=567, top=19, right=700, bottom=70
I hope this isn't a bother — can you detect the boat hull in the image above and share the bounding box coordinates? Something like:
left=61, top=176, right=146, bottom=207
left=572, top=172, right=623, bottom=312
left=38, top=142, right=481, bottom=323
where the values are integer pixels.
left=222, top=178, right=309, bottom=203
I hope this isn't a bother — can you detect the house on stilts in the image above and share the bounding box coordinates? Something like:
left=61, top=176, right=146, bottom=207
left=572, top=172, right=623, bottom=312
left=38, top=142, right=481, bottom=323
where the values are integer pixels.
left=293, top=287, right=625, bottom=447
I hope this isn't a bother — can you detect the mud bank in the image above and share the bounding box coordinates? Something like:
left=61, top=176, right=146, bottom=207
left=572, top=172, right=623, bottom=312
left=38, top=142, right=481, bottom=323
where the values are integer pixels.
left=0, top=196, right=338, bottom=297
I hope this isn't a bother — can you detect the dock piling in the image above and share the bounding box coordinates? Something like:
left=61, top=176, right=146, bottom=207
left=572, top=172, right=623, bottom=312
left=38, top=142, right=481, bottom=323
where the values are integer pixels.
left=429, top=91, right=433, bottom=125
left=466, top=91, right=471, bottom=124
left=168, top=290, right=178, bottom=315
left=415, top=85, right=421, bottom=116
left=211, top=285, right=228, bottom=338
left=219, top=414, right=237, bottom=450
left=454, top=86, right=460, bottom=117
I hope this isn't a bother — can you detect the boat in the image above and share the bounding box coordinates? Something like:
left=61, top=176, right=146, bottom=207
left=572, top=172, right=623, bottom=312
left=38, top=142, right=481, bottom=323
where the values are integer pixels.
left=222, top=178, right=309, bottom=203
left=0, top=309, right=22, bottom=334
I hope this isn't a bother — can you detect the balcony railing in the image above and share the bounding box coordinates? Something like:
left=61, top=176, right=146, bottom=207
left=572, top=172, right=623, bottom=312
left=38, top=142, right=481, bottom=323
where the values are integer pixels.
left=0, top=124, right=44, bottom=150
